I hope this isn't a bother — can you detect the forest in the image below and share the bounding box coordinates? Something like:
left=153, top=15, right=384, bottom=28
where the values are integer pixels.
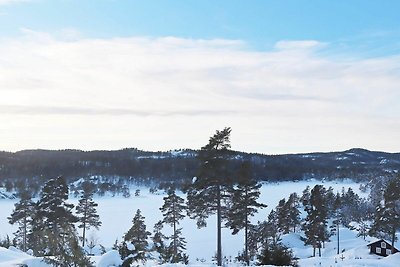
left=1, top=144, right=399, bottom=197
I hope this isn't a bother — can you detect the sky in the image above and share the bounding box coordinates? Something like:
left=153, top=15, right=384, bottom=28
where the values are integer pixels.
left=0, top=0, right=399, bottom=154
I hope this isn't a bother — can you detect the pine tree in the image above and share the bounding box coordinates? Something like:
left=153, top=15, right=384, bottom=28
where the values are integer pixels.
left=187, top=127, right=233, bottom=266
left=43, top=224, right=93, bottom=267
left=302, top=185, right=329, bottom=257
left=276, top=198, right=290, bottom=234
left=286, top=193, right=301, bottom=233
left=370, top=176, right=400, bottom=253
left=8, top=190, right=35, bottom=252
left=246, top=223, right=260, bottom=262
left=257, top=241, right=297, bottom=267
left=35, top=176, right=92, bottom=266
left=122, top=209, right=151, bottom=264
left=225, top=162, right=266, bottom=265
left=330, top=192, right=342, bottom=255
left=340, top=187, right=362, bottom=225
left=37, top=176, right=78, bottom=235
left=169, top=228, right=189, bottom=264
left=263, top=210, right=280, bottom=246
left=76, top=181, right=101, bottom=247
left=152, top=221, right=170, bottom=264
left=275, top=194, right=301, bottom=234
left=160, top=188, right=187, bottom=263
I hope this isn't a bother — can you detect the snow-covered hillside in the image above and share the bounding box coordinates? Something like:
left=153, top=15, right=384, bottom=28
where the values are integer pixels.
left=0, top=180, right=399, bottom=266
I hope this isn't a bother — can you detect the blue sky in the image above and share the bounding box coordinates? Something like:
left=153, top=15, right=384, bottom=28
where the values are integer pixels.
left=2, top=0, right=400, bottom=54
left=0, top=0, right=399, bottom=153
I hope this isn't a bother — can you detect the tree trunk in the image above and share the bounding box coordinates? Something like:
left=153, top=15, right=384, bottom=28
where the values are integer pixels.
left=391, top=226, right=396, bottom=254
left=217, top=185, right=222, bottom=266
left=82, top=199, right=88, bottom=247
left=82, top=221, right=86, bottom=247
left=244, top=189, right=249, bottom=266
left=318, top=243, right=321, bottom=257
left=23, top=216, right=27, bottom=252
left=337, top=222, right=340, bottom=255
left=173, top=201, right=177, bottom=259
left=245, top=215, right=249, bottom=265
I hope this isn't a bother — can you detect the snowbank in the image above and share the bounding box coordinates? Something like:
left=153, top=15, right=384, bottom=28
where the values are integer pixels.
left=96, top=249, right=122, bottom=267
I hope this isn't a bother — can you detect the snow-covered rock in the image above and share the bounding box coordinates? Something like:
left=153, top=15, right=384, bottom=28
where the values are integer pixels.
left=96, top=250, right=122, bottom=267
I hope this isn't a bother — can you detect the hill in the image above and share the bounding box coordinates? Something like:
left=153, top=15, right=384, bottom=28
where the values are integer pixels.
left=0, top=148, right=399, bottom=195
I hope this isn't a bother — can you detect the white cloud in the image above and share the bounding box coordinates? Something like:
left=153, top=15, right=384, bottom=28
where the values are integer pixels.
left=1, top=30, right=399, bottom=153
left=0, top=0, right=31, bottom=5
left=274, top=40, right=326, bottom=50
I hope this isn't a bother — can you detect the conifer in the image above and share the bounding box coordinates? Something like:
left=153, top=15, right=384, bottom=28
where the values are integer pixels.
left=76, top=181, right=101, bottom=247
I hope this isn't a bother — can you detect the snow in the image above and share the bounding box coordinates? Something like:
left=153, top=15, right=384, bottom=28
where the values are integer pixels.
left=127, top=243, right=135, bottom=251
left=0, top=246, right=50, bottom=267
left=0, top=187, right=15, bottom=199
left=95, top=250, right=122, bottom=267
left=0, top=179, right=399, bottom=266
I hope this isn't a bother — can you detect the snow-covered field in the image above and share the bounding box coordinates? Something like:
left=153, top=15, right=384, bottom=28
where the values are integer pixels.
left=0, top=179, right=399, bottom=266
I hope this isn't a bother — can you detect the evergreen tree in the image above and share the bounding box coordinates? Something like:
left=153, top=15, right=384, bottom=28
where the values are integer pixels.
left=286, top=193, right=301, bottom=233
left=226, top=162, right=266, bottom=265
left=169, top=228, right=189, bottom=264
left=258, top=210, right=280, bottom=252
left=8, top=190, right=35, bottom=252
left=36, top=176, right=78, bottom=238
left=28, top=204, right=47, bottom=255
left=35, top=176, right=92, bottom=266
left=257, top=241, right=297, bottom=267
left=340, top=187, right=362, bottom=225
left=275, top=194, right=301, bottom=234
left=302, top=185, right=329, bottom=257
left=187, top=127, right=233, bottom=266
left=330, top=192, right=342, bottom=255
left=325, top=186, right=336, bottom=218
left=152, top=221, right=170, bottom=264
left=370, top=176, right=400, bottom=253
left=76, top=181, right=102, bottom=247
left=246, top=223, right=260, bottom=262
left=160, top=188, right=188, bottom=263
left=43, top=224, right=94, bottom=267
left=276, top=198, right=290, bottom=234
left=122, top=209, right=151, bottom=265
left=300, top=186, right=311, bottom=208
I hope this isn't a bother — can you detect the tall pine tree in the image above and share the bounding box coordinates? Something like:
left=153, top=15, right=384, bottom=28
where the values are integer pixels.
left=187, top=127, right=233, bottom=266
left=76, top=181, right=102, bottom=247
left=8, top=190, right=35, bottom=252
left=302, top=185, right=329, bottom=257
left=160, top=188, right=188, bottom=263
left=225, top=162, right=266, bottom=265
left=286, top=193, right=301, bottom=233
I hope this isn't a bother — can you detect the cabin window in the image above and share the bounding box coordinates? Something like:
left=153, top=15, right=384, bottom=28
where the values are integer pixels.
left=376, top=247, right=381, bottom=254
left=381, top=242, right=386, bottom=248
left=386, top=249, right=391, bottom=255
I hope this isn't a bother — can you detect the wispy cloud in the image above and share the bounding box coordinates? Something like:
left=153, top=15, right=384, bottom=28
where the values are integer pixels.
left=0, top=105, right=237, bottom=116
left=1, top=30, right=399, bottom=153
left=0, top=0, right=31, bottom=5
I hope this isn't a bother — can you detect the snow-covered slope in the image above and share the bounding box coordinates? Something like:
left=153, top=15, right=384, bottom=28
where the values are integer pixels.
left=0, top=180, right=399, bottom=266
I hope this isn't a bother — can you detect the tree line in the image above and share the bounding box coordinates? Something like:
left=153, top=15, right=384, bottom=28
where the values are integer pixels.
left=1, top=143, right=398, bottom=197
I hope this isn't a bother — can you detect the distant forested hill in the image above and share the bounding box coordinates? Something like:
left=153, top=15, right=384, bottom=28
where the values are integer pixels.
left=0, top=148, right=399, bottom=196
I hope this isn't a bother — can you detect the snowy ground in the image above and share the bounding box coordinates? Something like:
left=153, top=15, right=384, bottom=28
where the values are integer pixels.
left=0, top=179, right=399, bottom=266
